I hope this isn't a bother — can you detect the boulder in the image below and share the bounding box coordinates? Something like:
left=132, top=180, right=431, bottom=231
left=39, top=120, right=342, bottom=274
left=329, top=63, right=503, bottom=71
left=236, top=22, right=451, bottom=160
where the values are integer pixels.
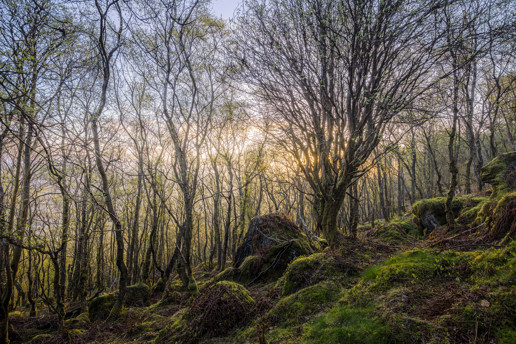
left=228, top=214, right=315, bottom=285
left=411, top=196, right=485, bottom=234
left=281, top=252, right=359, bottom=296
left=480, top=151, right=516, bottom=197
left=88, top=283, right=152, bottom=321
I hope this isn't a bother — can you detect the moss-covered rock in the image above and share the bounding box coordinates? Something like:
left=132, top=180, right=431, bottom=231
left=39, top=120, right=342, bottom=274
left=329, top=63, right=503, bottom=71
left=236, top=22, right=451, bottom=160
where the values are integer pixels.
left=88, top=293, right=116, bottom=322
left=220, top=235, right=314, bottom=286
left=261, top=280, right=341, bottom=327
left=155, top=281, right=255, bottom=344
left=126, top=282, right=151, bottom=307
left=64, top=312, right=90, bottom=329
left=412, top=196, right=486, bottom=233
left=281, top=253, right=358, bottom=296
left=481, top=151, right=516, bottom=197
left=233, top=213, right=315, bottom=269
left=370, top=217, right=420, bottom=243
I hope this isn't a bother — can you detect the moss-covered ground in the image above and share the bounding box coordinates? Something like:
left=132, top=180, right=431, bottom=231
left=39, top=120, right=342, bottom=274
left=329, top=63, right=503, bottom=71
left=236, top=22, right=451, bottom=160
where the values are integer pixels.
left=11, top=190, right=516, bottom=344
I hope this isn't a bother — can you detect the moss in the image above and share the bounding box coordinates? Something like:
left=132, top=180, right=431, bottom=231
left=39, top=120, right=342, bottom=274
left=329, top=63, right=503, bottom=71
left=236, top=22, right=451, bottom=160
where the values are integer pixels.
left=262, top=280, right=341, bottom=327
left=412, top=196, right=486, bottom=232
left=468, top=240, right=516, bottom=288
left=344, top=249, right=468, bottom=305
left=153, top=308, right=190, bottom=344
left=29, top=334, right=54, bottom=343
left=64, top=312, right=90, bottom=329
left=214, top=267, right=238, bottom=282
left=88, top=292, right=116, bottom=322
left=497, top=327, right=516, bottom=344
left=126, top=282, right=151, bottom=307
left=480, top=151, right=516, bottom=197
left=282, top=253, right=357, bottom=296
left=373, top=217, right=420, bottom=243
left=304, top=304, right=418, bottom=344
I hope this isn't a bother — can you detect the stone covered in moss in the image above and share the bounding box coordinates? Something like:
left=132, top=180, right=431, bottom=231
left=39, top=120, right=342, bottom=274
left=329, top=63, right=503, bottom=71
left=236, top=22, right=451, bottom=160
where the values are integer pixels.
left=282, top=253, right=358, bottom=296
left=370, top=217, right=420, bottom=243
left=226, top=214, right=316, bottom=286
left=88, top=293, right=116, bottom=322
left=126, top=282, right=151, bottom=307
left=234, top=213, right=314, bottom=268
left=262, top=280, right=341, bottom=327
left=411, top=196, right=486, bottom=233
left=481, top=151, right=516, bottom=197
left=64, top=312, right=90, bottom=329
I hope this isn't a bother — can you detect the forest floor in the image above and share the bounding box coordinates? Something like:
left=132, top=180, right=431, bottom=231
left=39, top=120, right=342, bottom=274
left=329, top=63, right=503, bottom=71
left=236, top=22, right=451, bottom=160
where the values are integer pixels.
left=9, top=190, right=516, bottom=344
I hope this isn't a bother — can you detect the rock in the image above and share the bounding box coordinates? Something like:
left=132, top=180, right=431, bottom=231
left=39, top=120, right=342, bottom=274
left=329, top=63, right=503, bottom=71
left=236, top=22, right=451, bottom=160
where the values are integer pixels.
left=64, top=312, right=90, bottom=329
left=226, top=214, right=315, bottom=285
left=411, top=197, right=485, bottom=234
left=125, top=283, right=151, bottom=307
left=481, top=151, right=516, bottom=197
left=88, top=283, right=152, bottom=321
left=281, top=252, right=358, bottom=296
left=88, top=293, right=116, bottom=322
left=421, top=211, right=440, bottom=232
left=234, top=213, right=313, bottom=268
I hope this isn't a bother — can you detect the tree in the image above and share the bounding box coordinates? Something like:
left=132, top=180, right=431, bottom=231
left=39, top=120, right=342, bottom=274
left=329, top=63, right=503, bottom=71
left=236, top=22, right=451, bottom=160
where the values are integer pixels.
left=232, top=0, right=447, bottom=246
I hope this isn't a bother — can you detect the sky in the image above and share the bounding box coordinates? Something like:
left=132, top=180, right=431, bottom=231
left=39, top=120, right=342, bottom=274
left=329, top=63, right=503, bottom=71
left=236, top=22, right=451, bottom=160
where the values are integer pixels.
left=210, top=0, right=242, bottom=19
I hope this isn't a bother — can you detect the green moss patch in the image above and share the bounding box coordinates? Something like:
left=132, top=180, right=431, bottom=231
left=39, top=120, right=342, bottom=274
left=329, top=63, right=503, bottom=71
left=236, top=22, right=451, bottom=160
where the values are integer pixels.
left=412, top=196, right=486, bottom=232
left=88, top=293, right=116, bottom=322
left=262, top=280, right=341, bottom=327
left=281, top=253, right=358, bottom=296
left=481, top=151, right=516, bottom=197
left=304, top=304, right=416, bottom=344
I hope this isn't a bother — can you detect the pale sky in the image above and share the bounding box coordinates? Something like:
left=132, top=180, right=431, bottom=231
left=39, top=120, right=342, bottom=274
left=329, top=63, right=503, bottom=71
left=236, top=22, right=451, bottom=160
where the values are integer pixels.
left=211, top=0, right=242, bottom=19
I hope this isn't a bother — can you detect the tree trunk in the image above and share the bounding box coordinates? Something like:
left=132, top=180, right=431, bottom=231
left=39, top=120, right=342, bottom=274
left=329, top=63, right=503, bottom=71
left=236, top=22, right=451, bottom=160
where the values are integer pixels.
left=446, top=68, right=460, bottom=228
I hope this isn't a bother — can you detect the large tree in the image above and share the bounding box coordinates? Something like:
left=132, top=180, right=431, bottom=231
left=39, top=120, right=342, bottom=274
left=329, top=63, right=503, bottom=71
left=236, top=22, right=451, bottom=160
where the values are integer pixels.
left=232, top=0, right=447, bottom=246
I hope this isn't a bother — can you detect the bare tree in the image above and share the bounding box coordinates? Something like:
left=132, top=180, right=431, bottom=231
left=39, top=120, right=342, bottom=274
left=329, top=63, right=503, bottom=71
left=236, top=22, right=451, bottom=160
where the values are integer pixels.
left=232, top=0, right=448, bottom=245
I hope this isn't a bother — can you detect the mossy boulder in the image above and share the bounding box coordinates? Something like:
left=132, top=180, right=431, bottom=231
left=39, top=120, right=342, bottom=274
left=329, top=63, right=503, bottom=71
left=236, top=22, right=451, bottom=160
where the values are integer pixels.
left=261, top=280, right=341, bottom=327
left=88, top=292, right=116, bottom=322
left=411, top=196, right=486, bottom=233
left=230, top=214, right=315, bottom=285
left=481, top=151, right=516, bottom=197
left=126, top=282, right=151, bottom=307
left=64, top=312, right=90, bottom=329
left=370, top=217, right=420, bottom=243
left=282, top=253, right=358, bottom=296
left=88, top=283, right=151, bottom=321
left=155, top=281, right=255, bottom=344
left=234, top=213, right=314, bottom=267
